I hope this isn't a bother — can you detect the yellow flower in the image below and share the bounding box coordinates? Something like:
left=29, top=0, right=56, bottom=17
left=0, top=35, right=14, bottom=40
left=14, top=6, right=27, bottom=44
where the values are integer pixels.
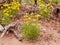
left=30, top=13, right=34, bottom=16
left=17, top=7, right=20, bottom=10
left=26, top=13, right=29, bottom=15
left=10, top=15, right=13, bottom=17
left=39, top=4, right=45, bottom=7
left=24, top=15, right=28, bottom=18
left=3, top=9, right=7, bottom=13
left=3, top=3, right=9, bottom=7
left=12, top=7, right=16, bottom=9
left=5, top=13, right=9, bottom=16
left=2, top=18, right=5, bottom=21
left=35, top=14, right=40, bottom=17
left=17, top=2, right=20, bottom=6
left=33, top=19, right=36, bottom=22
left=24, top=13, right=29, bottom=18
left=43, top=9, right=47, bottom=12
left=8, top=7, right=11, bottom=9
left=28, top=17, right=31, bottom=20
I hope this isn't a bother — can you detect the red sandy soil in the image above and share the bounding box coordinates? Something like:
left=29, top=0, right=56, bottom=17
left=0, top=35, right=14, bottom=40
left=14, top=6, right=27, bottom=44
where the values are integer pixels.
left=0, top=18, right=60, bottom=45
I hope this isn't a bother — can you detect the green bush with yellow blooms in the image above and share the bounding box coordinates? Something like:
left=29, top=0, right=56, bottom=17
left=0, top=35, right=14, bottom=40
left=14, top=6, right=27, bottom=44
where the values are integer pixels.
left=0, top=0, right=20, bottom=25
left=22, top=13, right=40, bottom=41
left=38, top=0, right=53, bottom=19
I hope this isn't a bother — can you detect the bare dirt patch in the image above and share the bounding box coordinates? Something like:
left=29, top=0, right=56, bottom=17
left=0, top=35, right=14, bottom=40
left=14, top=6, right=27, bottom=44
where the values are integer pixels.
left=0, top=18, right=60, bottom=45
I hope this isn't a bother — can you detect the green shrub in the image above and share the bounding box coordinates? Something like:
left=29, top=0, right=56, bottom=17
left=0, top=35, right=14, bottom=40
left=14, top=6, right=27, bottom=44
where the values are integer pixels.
left=0, top=1, right=20, bottom=25
left=22, top=23, right=40, bottom=41
left=38, top=0, right=52, bottom=19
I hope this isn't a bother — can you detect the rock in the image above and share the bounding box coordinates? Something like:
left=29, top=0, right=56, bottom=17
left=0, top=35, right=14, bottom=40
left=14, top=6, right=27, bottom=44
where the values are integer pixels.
left=0, top=25, right=4, bottom=32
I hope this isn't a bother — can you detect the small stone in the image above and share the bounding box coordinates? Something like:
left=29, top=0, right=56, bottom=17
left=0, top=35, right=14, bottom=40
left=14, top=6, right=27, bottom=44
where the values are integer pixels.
left=0, top=25, right=4, bottom=32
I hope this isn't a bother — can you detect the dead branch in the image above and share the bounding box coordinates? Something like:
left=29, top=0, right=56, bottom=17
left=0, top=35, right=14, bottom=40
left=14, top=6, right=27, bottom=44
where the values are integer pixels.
left=11, top=29, right=23, bottom=41
left=0, top=25, right=4, bottom=32
left=0, top=20, right=22, bottom=41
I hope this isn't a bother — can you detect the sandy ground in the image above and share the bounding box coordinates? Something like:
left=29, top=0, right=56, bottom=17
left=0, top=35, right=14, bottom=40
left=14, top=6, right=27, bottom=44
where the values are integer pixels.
left=0, top=19, right=60, bottom=45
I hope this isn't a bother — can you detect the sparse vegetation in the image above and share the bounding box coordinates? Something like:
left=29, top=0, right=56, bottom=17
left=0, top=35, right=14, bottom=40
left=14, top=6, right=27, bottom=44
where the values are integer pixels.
left=0, top=0, right=60, bottom=44
left=0, top=0, right=20, bottom=25
left=22, top=13, right=40, bottom=41
left=22, top=23, right=40, bottom=41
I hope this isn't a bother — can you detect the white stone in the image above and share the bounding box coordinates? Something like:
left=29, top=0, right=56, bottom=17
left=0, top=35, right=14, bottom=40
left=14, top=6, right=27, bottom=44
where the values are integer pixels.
left=0, top=25, right=4, bottom=32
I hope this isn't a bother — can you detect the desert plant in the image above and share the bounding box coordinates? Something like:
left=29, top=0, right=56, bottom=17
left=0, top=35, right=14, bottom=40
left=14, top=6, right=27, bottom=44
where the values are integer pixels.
left=23, top=13, right=40, bottom=24
left=0, top=0, right=20, bottom=25
left=38, top=0, right=52, bottom=19
left=22, top=13, right=40, bottom=41
left=22, top=23, right=40, bottom=41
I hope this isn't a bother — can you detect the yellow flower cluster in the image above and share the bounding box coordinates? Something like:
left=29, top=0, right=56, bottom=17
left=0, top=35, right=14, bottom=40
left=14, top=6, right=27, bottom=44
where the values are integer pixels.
left=24, top=13, right=40, bottom=24
left=0, top=1, right=20, bottom=25
left=38, top=3, right=45, bottom=9
left=3, top=1, right=20, bottom=16
left=38, top=0, right=52, bottom=19
left=3, top=1, right=20, bottom=11
left=11, top=1, right=20, bottom=10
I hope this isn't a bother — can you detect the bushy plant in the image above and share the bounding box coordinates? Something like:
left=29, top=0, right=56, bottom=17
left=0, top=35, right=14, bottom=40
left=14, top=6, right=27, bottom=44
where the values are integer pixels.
left=23, top=13, right=40, bottom=24
left=22, top=23, right=40, bottom=41
left=0, top=0, right=20, bottom=25
left=38, top=0, right=52, bottom=19
left=22, top=13, right=40, bottom=41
